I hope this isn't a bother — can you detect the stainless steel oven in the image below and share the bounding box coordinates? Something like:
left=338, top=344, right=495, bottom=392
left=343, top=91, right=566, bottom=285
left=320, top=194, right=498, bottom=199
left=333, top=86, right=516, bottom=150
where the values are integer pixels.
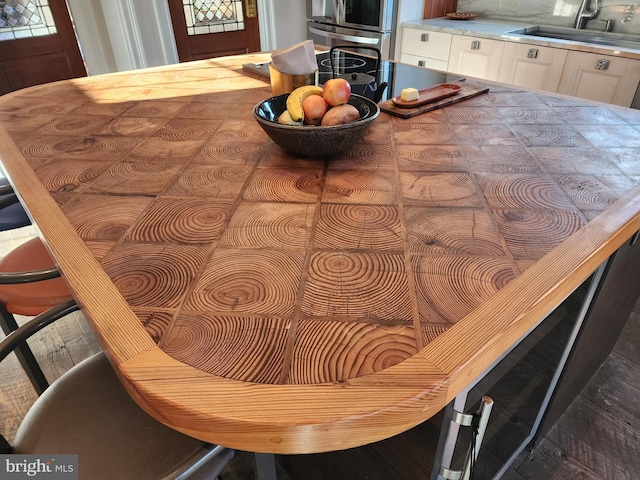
left=306, top=0, right=397, bottom=60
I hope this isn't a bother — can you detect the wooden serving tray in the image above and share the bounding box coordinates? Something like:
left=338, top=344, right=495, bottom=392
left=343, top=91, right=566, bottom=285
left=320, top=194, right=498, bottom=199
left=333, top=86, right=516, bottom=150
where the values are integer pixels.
left=391, top=83, right=462, bottom=108
left=379, top=81, right=490, bottom=119
left=445, top=12, right=477, bottom=20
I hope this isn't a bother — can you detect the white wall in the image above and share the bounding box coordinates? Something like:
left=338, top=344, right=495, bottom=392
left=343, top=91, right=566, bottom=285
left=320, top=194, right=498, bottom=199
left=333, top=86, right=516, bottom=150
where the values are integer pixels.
left=67, top=0, right=178, bottom=75
left=261, top=0, right=307, bottom=51
left=65, top=0, right=118, bottom=75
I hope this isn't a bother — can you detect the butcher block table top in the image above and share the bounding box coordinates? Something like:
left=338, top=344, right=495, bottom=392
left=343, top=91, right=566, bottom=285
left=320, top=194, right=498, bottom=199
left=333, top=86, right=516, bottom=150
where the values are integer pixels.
left=1, top=53, right=640, bottom=454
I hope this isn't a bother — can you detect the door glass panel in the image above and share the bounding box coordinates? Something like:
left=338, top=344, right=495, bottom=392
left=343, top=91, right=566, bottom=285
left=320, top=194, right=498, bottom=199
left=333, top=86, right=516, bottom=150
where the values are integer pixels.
left=182, top=0, right=245, bottom=35
left=447, top=274, right=595, bottom=479
left=0, top=0, right=56, bottom=41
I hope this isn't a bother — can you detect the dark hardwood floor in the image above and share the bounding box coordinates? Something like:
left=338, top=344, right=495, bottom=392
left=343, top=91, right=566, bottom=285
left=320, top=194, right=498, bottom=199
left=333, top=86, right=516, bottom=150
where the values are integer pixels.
left=1, top=228, right=638, bottom=480
left=503, top=298, right=640, bottom=480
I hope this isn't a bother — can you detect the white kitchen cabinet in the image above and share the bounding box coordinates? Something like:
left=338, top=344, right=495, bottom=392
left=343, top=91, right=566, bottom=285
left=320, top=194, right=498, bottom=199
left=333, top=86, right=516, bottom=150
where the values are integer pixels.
left=447, top=35, right=505, bottom=81
left=557, top=51, right=640, bottom=107
left=399, top=27, right=451, bottom=71
left=497, top=42, right=568, bottom=92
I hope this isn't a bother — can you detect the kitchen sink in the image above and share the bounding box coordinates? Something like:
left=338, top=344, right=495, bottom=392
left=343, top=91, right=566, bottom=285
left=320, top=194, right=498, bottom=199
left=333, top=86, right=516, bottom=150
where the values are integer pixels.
left=505, top=25, right=640, bottom=50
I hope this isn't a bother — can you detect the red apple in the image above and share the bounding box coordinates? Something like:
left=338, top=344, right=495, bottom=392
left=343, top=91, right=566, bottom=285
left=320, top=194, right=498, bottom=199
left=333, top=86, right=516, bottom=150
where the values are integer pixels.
left=322, top=78, right=351, bottom=107
left=302, top=94, right=328, bottom=125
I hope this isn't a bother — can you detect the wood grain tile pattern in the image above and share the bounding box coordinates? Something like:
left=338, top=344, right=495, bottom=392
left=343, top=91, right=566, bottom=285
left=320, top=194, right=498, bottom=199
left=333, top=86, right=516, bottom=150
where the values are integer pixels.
left=412, top=255, right=517, bottom=325
left=572, top=124, right=640, bottom=148
left=461, top=145, right=543, bottom=174
left=134, top=309, right=176, bottom=344
left=400, top=171, right=484, bottom=207
left=288, top=319, right=417, bottom=384
left=452, top=124, right=520, bottom=146
left=396, top=144, right=466, bottom=172
left=162, top=313, right=290, bottom=383
left=13, top=134, right=85, bottom=161
left=34, top=158, right=111, bottom=197
left=314, top=204, right=403, bottom=251
left=511, top=124, right=588, bottom=147
left=496, top=106, right=565, bottom=125
left=492, top=209, right=586, bottom=260
left=404, top=207, right=506, bottom=256
left=62, top=194, right=153, bottom=241
left=2, top=56, right=640, bottom=452
left=192, top=139, right=266, bottom=165
left=243, top=167, right=323, bottom=203
left=530, top=146, right=625, bottom=175
left=185, top=247, right=306, bottom=316
left=2, top=64, right=638, bottom=384
left=221, top=202, right=314, bottom=248
left=102, top=243, right=209, bottom=309
left=60, top=134, right=142, bottom=160
left=326, top=143, right=397, bottom=170
left=125, top=197, right=234, bottom=244
left=163, top=164, right=252, bottom=198
left=300, top=251, right=413, bottom=324
left=476, top=173, right=578, bottom=210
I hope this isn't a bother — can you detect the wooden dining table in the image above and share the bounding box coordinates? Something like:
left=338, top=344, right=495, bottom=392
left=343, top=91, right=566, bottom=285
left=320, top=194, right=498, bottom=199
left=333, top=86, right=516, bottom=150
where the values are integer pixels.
left=1, top=52, right=640, bottom=456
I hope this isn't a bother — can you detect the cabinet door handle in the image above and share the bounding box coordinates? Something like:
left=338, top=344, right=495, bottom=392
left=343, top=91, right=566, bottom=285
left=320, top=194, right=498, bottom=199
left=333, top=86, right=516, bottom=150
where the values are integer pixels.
left=418, top=60, right=425, bottom=67
left=244, top=0, right=257, bottom=18
left=595, top=59, right=610, bottom=70
left=527, top=48, right=539, bottom=59
left=471, top=40, right=481, bottom=50
left=421, top=33, right=429, bottom=42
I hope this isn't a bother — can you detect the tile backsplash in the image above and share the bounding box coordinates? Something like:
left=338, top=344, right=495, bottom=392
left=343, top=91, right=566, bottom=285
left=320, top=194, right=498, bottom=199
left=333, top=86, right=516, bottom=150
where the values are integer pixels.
left=457, top=0, right=639, bottom=34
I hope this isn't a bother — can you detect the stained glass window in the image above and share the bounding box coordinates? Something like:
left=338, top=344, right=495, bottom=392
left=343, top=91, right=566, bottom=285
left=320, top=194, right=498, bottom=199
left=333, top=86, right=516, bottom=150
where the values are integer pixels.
left=182, top=0, right=245, bottom=35
left=0, top=0, right=56, bottom=41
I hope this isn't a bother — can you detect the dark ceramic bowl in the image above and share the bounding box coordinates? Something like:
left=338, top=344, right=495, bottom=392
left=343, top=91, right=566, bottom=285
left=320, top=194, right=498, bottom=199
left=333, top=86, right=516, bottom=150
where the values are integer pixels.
left=253, top=93, right=379, bottom=157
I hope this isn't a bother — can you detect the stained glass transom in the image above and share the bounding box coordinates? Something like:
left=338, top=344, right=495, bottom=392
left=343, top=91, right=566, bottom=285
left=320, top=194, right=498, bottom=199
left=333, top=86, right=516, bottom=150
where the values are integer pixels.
left=0, top=0, right=56, bottom=41
left=182, top=0, right=244, bottom=36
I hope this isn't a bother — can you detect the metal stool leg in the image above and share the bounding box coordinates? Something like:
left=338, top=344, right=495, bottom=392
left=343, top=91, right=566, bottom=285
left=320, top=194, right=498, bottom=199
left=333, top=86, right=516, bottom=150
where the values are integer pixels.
left=255, top=453, right=278, bottom=480
left=0, top=303, right=49, bottom=394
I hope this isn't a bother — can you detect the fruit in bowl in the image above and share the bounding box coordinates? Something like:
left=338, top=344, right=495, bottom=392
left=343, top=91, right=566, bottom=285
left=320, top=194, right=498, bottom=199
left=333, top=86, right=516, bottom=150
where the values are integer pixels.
left=253, top=79, right=380, bottom=157
left=282, top=79, right=355, bottom=126
left=322, top=78, right=352, bottom=107
left=302, top=95, right=328, bottom=125
left=320, top=104, right=360, bottom=126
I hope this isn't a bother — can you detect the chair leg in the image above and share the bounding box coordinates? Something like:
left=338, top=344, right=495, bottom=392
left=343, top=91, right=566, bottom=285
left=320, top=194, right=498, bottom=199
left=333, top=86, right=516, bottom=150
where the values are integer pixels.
left=254, top=453, right=278, bottom=480
left=0, top=303, right=49, bottom=394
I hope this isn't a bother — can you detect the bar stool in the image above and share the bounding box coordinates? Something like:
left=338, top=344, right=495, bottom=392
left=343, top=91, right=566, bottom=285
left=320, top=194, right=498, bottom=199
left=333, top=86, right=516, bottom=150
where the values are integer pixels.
left=0, top=237, right=73, bottom=393
left=0, top=178, right=31, bottom=231
left=1, top=300, right=234, bottom=479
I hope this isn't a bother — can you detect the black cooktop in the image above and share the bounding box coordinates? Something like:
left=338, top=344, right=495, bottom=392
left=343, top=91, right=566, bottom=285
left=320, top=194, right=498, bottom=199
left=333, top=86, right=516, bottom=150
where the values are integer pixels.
left=243, top=49, right=392, bottom=102
left=242, top=49, right=461, bottom=103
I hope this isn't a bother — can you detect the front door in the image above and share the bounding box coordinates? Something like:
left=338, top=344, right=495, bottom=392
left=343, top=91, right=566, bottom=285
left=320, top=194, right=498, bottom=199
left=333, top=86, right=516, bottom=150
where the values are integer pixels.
left=0, top=0, right=86, bottom=95
left=167, top=0, right=260, bottom=62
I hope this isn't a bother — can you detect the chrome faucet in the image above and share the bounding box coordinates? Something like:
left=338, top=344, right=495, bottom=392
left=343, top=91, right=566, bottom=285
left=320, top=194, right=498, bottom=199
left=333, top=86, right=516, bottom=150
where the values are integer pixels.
left=574, top=0, right=600, bottom=29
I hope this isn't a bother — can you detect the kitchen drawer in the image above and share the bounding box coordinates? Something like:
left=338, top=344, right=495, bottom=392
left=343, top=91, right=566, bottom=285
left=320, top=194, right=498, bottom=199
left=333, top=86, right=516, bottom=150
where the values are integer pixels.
left=448, top=35, right=505, bottom=81
left=558, top=51, right=640, bottom=107
left=399, top=52, right=448, bottom=72
left=497, top=42, right=568, bottom=92
left=401, top=28, right=452, bottom=62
